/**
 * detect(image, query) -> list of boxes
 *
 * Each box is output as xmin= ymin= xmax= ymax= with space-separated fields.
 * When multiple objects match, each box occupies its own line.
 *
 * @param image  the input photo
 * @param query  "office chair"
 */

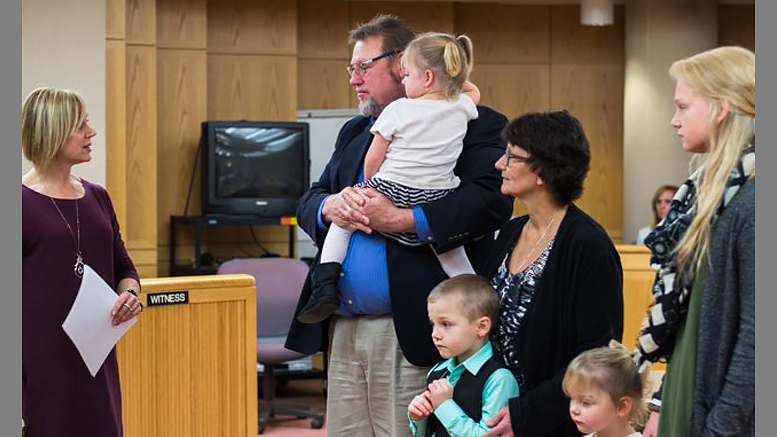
xmin=218 ymin=257 xmax=325 ymax=434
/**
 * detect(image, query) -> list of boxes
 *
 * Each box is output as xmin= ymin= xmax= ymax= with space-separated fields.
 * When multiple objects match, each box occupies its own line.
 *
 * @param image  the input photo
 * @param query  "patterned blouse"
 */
xmin=490 ymin=237 xmax=555 ymax=391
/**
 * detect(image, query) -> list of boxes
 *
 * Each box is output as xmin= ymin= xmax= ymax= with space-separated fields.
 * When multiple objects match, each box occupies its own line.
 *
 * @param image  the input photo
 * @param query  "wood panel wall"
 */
xmin=106 ymin=1 xmax=754 ymax=276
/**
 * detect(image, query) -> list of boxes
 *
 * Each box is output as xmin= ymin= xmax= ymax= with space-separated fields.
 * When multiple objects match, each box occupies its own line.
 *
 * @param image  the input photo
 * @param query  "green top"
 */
xmin=658 ymin=257 xmax=707 ymax=437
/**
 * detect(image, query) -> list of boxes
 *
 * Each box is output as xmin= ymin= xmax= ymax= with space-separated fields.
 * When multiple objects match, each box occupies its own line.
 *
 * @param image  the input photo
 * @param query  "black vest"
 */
xmin=424 ymin=355 xmax=503 ymax=437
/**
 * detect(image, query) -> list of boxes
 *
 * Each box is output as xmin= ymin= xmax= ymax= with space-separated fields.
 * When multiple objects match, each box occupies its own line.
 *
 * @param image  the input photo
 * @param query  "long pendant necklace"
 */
xmin=515 ymin=211 xmax=560 ymax=272
xmin=50 ymin=196 xmax=84 ymax=278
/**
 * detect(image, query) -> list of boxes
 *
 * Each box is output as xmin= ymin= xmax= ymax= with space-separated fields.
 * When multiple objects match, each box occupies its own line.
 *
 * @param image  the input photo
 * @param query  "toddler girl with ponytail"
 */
xmin=298 ymin=32 xmax=482 ymax=324
xmin=562 ymin=341 xmax=651 ymax=437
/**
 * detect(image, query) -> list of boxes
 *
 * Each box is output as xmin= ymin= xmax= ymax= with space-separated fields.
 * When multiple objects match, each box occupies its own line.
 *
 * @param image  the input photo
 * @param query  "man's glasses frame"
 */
xmin=346 ymin=50 xmax=399 ymax=77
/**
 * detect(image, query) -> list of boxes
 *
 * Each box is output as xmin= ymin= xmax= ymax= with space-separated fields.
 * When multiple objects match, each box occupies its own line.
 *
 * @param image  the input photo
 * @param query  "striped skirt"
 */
xmin=357 ymin=177 xmax=453 ymax=246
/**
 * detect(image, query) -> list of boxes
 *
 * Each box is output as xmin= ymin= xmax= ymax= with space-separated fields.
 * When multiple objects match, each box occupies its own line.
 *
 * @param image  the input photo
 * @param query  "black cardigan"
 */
xmin=481 ymin=204 xmax=624 ymax=437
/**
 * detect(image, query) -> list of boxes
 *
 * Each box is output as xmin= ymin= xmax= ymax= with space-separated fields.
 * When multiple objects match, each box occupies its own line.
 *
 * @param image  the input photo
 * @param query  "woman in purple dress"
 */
xmin=22 ymin=87 xmax=142 ymax=437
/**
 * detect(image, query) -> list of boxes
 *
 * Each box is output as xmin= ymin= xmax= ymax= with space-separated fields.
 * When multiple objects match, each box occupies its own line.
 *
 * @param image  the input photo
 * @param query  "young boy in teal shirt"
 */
xmin=409 ymin=274 xmax=519 ymax=437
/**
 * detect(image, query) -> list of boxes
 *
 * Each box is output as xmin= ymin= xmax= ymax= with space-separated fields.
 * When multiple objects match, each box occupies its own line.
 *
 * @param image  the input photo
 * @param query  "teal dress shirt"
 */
xmin=409 ymin=341 xmax=519 ymax=437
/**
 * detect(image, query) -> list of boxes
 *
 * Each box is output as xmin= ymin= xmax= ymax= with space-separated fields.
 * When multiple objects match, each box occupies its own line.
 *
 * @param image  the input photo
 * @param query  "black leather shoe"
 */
xmin=297 ymin=262 xmax=341 ymax=324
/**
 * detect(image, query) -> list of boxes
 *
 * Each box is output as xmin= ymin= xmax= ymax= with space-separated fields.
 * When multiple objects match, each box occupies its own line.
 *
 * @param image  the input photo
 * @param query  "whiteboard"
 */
xmin=295 ymin=109 xmax=360 ymax=260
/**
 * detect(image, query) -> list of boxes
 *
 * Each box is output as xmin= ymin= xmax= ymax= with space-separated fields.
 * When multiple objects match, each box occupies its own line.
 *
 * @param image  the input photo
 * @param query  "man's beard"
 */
xmin=358 ymin=98 xmax=381 ymax=118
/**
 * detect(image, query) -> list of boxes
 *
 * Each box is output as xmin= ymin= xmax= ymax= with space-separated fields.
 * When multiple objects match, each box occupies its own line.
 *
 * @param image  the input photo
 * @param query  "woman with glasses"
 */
xmin=481 ymin=110 xmax=624 ymax=437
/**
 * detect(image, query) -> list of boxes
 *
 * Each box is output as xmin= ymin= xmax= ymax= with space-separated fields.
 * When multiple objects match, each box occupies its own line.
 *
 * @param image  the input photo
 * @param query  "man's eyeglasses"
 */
xmin=346 ymin=50 xmax=399 ymax=77
xmin=504 ymin=150 xmax=530 ymax=166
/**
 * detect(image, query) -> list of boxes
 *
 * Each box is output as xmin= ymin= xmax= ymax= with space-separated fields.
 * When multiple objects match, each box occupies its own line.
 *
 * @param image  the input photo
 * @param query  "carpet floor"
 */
xmin=259 ymin=378 xmax=327 ymax=436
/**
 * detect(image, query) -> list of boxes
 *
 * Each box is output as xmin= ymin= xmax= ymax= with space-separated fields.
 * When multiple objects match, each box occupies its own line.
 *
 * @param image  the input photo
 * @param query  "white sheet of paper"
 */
xmin=62 ymin=264 xmax=136 ymax=377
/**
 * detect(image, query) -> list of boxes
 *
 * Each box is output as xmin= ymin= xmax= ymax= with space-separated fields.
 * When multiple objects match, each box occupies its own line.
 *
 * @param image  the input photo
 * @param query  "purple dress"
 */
xmin=22 ymin=179 xmax=139 ymax=437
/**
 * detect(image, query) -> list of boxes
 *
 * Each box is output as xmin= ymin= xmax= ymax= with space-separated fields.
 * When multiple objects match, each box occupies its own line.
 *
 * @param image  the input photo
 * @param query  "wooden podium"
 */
xmin=616 ymin=244 xmax=665 ymax=371
xmin=616 ymin=245 xmax=656 ymax=350
xmin=116 ymin=274 xmax=258 ymax=437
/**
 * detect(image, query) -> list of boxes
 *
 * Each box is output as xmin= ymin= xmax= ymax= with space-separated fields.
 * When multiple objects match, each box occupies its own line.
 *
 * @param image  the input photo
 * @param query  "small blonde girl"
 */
xmin=297 ymin=32 xmax=481 ymax=324
xmin=562 ymin=341 xmax=650 ymax=437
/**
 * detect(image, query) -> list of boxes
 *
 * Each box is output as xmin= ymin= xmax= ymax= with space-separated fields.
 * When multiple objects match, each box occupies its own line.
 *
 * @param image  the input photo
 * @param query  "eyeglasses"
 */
xmin=504 ymin=150 xmax=530 ymax=166
xmin=346 ymin=50 xmax=399 ymax=77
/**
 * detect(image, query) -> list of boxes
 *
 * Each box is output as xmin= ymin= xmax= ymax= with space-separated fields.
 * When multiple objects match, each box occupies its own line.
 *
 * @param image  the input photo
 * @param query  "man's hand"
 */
xmin=482 ymin=406 xmax=513 ymax=437
xmin=409 ymin=391 xmax=434 ymax=421
xmin=358 ymin=187 xmax=415 ymax=233
xmin=428 ymin=378 xmax=454 ymax=409
xmin=321 ymin=187 xmax=372 ymax=233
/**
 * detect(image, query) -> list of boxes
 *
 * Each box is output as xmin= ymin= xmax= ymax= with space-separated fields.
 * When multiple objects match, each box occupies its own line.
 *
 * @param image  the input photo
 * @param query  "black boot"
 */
xmin=297 ymin=262 xmax=342 ymax=324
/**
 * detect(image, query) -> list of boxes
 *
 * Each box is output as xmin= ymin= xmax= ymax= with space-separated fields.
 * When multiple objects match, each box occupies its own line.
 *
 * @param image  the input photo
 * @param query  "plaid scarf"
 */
xmin=635 ymin=149 xmax=755 ymax=367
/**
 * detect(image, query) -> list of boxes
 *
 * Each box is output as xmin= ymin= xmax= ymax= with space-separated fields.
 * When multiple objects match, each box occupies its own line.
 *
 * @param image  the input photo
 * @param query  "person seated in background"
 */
xmin=636 ymin=185 xmax=677 ymax=245
xmin=408 ymin=274 xmax=519 ymax=437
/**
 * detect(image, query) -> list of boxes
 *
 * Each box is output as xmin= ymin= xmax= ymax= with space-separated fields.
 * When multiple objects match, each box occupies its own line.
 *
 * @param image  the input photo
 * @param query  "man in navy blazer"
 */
xmin=285 ymin=14 xmax=512 ymax=437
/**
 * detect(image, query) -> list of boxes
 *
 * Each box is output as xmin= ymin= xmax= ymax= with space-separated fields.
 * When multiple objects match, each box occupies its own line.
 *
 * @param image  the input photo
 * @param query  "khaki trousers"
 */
xmin=326 ymin=315 xmax=429 ymax=437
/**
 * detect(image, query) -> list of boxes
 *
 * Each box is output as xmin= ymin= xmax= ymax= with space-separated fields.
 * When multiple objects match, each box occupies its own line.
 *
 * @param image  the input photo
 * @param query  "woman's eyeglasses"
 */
xmin=504 ymin=150 xmax=530 ymax=166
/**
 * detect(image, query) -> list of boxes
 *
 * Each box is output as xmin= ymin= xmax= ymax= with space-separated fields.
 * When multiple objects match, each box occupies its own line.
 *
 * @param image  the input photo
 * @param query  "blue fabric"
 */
xmin=413 ymin=206 xmax=434 ymax=243
xmin=315 ymin=164 xmax=433 ymax=316
xmin=315 ymin=169 xmax=392 ymax=315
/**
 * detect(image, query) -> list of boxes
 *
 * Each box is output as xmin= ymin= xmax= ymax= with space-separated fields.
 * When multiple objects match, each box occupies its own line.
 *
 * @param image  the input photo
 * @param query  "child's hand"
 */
xmin=428 ymin=378 xmax=454 ymax=409
xmin=408 ymin=390 xmax=433 ymax=421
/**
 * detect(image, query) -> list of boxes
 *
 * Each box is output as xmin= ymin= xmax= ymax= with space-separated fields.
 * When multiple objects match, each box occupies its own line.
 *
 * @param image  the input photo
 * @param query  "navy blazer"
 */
xmin=285 ymin=106 xmax=512 ymax=366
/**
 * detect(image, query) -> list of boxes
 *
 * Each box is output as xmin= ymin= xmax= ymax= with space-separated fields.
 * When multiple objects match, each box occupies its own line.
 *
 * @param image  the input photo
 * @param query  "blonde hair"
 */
xmin=22 ymin=87 xmax=87 ymax=171
xmin=669 ymin=46 xmax=755 ymax=275
xmin=562 ymin=341 xmax=650 ymax=427
xmin=427 ymin=274 xmax=498 ymax=332
xmin=650 ymin=184 xmax=678 ymax=227
xmin=404 ymin=32 xmax=474 ymax=101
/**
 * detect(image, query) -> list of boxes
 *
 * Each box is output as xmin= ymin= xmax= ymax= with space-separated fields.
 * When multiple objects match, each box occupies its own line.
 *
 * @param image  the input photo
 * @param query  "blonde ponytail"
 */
xmin=405 ymin=32 xmax=475 ymax=101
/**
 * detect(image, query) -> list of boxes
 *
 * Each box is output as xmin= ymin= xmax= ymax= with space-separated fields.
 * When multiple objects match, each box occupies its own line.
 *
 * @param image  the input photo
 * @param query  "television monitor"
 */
xmin=200 ymin=121 xmax=310 ymax=217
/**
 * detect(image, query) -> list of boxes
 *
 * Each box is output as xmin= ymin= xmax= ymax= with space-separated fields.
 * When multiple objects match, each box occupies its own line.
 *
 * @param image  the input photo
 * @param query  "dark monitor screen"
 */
xmin=213 ymin=126 xmax=305 ymax=199
xmin=201 ymin=121 xmax=310 ymax=217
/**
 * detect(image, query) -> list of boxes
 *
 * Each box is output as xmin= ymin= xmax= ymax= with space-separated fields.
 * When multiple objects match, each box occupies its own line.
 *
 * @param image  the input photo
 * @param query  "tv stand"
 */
xmin=169 ymin=214 xmax=297 ymax=276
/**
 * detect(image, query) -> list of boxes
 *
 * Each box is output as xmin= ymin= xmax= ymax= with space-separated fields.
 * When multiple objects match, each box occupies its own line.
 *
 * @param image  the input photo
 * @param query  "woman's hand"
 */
xmin=642 ymin=412 xmax=660 ymax=437
xmin=481 ymin=406 xmax=513 ymax=437
xmin=111 ymin=290 xmax=143 ymax=325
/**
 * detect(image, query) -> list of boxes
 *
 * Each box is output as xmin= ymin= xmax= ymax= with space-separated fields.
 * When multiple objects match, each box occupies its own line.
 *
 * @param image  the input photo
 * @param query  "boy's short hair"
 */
xmin=427 ymin=274 xmax=499 ymax=332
